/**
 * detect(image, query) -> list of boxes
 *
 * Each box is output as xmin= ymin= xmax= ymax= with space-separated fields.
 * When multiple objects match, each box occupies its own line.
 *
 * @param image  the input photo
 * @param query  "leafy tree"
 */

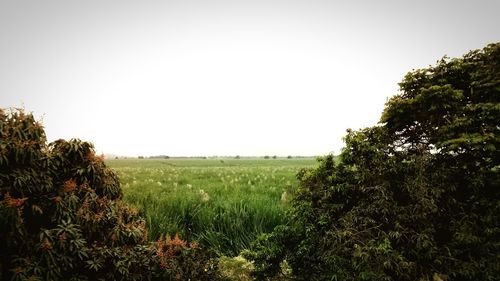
xmin=0 ymin=108 xmax=221 ymax=280
xmin=245 ymin=43 xmax=500 ymax=280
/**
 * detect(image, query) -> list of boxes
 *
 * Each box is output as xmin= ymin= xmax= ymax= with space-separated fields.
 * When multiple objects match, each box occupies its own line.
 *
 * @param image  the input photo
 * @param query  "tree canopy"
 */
xmin=245 ymin=42 xmax=500 ymax=280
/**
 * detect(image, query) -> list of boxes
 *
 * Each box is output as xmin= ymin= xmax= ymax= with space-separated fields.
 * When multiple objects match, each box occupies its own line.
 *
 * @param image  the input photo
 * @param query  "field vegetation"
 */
xmin=106 ymin=157 xmax=317 ymax=256
xmin=1 ymin=42 xmax=498 ymax=280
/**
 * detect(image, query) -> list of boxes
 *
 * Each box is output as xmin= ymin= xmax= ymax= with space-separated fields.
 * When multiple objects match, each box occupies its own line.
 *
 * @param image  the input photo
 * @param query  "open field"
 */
xmin=106 ymin=157 xmax=318 ymax=255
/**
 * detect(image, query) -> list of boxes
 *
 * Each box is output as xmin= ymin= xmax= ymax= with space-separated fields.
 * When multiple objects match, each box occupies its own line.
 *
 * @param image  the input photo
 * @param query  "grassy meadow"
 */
xmin=106 ymin=157 xmax=318 ymax=256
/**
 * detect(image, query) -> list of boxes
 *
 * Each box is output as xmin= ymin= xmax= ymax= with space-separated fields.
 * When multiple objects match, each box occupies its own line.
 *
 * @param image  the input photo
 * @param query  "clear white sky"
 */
xmin=1 ymin=0 xmax=499 ymax=157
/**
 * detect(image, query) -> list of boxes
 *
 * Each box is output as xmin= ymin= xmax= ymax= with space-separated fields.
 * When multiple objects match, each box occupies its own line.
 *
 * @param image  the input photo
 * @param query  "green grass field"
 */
xmin=106 ymin=157 xmax=318 ymax=256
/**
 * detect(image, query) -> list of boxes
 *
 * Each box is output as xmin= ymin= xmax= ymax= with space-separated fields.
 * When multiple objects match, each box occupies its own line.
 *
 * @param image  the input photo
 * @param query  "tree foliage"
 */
xmin=245 ymin=42 xmax=500 ymax=280
xmin=0 ymin=108 xmax=221 ymax=280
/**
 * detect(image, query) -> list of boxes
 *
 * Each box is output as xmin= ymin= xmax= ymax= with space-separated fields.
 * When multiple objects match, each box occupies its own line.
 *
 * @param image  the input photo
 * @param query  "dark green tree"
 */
xmin=0 ymin=108 xmax=221 ymax=280
xmin=245 ymin=43 xmax=500 ymax=280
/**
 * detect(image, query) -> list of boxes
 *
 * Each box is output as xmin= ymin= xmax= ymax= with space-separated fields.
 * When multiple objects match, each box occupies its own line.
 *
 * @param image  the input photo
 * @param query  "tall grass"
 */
xmin=107 ymin=158 xmax=317 ymax=256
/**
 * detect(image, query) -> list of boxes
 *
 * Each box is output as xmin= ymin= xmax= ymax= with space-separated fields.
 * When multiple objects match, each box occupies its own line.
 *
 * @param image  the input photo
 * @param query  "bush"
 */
xmin=153 ymin=234 xmax=221 ymax=280
xmin=246 ymin=43 xmax=500 ymax=280
xmin=0 ymin=108 xmax=221 ymax=280
xmin=218 ymin=255 xmax=254 ymax=281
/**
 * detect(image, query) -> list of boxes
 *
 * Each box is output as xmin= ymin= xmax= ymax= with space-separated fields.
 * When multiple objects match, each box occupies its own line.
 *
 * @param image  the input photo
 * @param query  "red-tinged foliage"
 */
xmin=0 ymin=108 xmax=222 ymax=281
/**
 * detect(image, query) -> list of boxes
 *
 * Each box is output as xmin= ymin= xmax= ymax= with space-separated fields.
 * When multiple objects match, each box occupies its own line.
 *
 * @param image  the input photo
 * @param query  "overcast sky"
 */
xmin=1 ymin=0 xmax=499 ymax=156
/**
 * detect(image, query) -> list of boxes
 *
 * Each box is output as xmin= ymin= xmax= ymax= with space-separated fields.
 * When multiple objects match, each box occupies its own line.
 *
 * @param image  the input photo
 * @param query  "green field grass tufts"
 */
xmin=106 ymin=158 xmax=317 ymax=256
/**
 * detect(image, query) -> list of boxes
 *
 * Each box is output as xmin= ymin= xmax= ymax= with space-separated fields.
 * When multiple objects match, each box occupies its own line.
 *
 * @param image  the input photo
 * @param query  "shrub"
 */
xmin=218 ymin=255 xmax=254 ymax=281
xmin=153 ymin=234 xmax=221 ymax=280
xmin=0 ymin=108 xmax=221 ymax=280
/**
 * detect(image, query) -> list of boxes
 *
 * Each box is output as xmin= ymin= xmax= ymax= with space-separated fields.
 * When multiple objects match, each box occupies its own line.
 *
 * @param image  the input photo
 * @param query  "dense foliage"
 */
xmin=0 ymin=109 xmax=221 ymax=280
xmin=245 ymin=42 xmax=500 ymax=280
